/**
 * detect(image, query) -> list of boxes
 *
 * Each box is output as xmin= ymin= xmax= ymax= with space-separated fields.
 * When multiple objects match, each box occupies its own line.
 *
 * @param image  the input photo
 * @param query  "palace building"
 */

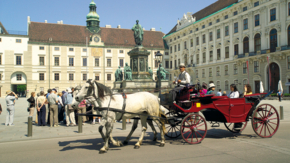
xmin=0 ymin=1 xmax=168 ymax=97
xmin=164 ymin=0 xmax=290 ymax=93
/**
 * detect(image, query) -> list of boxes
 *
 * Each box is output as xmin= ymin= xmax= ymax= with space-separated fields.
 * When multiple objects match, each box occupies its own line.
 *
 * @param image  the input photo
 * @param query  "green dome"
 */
xmin=90 ymin=0 xmax=96 ymax=6
xmin=86 ymin=12 xmax=99 ymax=19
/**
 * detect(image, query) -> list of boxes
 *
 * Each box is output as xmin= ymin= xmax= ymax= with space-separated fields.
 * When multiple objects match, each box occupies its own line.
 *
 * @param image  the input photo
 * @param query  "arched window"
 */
xmin=270 ymin=29 xmax=277 ymax=52
xmin=288 ymin=26 xmax=290 ymax=46
xmin=243 ymin=37 xmax=249 ymax=54
xmin=225 ymin=80 xmax=229 ymax=90
xmin=254 ymin=34 xmax=261 ymax=52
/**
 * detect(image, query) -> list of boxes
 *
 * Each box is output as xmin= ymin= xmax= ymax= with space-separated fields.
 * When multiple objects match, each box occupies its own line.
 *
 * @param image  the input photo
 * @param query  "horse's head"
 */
xmin=75 ymin=79 xmax=97 ymax=103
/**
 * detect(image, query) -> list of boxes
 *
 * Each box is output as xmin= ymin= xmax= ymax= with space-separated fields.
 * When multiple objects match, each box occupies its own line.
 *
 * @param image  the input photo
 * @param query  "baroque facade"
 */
xmin=164 ymin=0 xmax=290 ymax=94
xmin=0 ymin=1 xmax=168 ymax=97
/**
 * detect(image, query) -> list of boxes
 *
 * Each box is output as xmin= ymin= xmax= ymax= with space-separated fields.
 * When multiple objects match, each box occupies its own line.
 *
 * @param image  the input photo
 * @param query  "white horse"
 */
xmin=73 ymin=79 xmax=166 ymax=154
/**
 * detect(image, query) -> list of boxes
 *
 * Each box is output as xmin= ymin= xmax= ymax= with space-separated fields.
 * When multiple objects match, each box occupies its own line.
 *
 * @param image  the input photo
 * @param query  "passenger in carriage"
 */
xmin=200 ymin=84 xmax=207 ymax=95
xmin=170 ymin=63 xmax=191 ymax=102
xmin=243 ymin=84 xmax=253 ymax=96
xmin=206 ymin=83 xmax=215 ymax=95
xmin=228 ymin=84 xmax=239 ymax=98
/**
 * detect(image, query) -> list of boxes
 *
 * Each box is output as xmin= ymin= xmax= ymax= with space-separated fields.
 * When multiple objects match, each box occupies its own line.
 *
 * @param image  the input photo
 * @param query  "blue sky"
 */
xmin=0 ymin=0 xmax=217 ymax=34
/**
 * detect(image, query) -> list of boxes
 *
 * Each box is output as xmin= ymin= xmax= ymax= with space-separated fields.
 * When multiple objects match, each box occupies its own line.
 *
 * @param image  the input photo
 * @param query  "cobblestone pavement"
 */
xmin=0 ymin=98 xmax=289 ymax=143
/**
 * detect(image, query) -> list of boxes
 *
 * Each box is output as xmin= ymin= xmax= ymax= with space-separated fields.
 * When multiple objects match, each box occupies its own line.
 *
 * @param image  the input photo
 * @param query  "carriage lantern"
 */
xmin=155 ymin=51 xmax=163 ymax=63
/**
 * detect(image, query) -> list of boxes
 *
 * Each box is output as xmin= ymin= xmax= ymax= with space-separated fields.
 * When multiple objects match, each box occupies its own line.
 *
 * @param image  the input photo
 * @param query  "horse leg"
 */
xmin=123 ymin=118 xmax=139 ymax=145
xmin=147 ymin=119 xmax=158 ymax=142
xmin=153 ymin=119 xmax=166 ymax=147
xmin=98 ymin=125 xmax=106 ymax=142
xmin=99 ymin=122 xmax=109 ymax=154
xmin=134 ymin=116 xmax=147 ymax=149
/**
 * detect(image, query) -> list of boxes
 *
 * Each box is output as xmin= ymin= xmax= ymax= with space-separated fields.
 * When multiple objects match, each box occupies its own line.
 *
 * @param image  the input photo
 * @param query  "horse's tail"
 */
xmin=158 ymin=98 xmax=167 ymax=134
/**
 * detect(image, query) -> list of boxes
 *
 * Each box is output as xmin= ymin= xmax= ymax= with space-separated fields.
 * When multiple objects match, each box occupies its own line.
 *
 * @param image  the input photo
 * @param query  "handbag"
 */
xmin=27 ymin=107 xmax=30 ymax=112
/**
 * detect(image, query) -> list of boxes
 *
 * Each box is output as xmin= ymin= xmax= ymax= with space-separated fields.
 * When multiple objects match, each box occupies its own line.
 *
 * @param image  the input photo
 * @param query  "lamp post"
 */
xmin=155 ymin=51 xmax=163 ymax=97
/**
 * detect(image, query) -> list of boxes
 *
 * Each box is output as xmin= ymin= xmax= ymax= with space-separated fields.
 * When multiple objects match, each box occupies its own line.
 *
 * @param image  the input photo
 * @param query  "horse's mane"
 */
xmin=95 ymin=82 xmax=114 ymax=100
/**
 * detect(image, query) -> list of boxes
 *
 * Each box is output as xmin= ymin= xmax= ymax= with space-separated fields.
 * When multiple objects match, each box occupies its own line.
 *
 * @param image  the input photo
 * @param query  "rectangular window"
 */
xmin=202 ymin=34 xmax=206 ymax=43
xmin=16 ymin=74 xmax=22 ymax=81
xmin=95 ymin=58 xmax=99 ymax=67
xmin=183 ymin=33 xmax=186 ymax=36
xmin=210 ymin=51 xmax=213 ymax=62
xmin=243 ymin=6 xmax=247 ymax=12
xmin=270 ymin=8 xmax=276 ymax=21
xmin=39 ymin=46 xmax=44 ymax=50
xmin=191 ymin=39 xmax=193 ymax=47
xmin=255 ymin=14 xmax=260 ymax=26
xmin=119 ymin=59 xmax=124 ymax=67
xmin=254 ymin=61 xmax=259 ymax=72
xmin=234 ymin=64 xmax=238 ymax=74
xmin=119 ymin=50 xmax=124 ymax=53
xmin=16 ymin=39 xmax=21 ymax=43
xmin=225 ymin=81 xmax=229 ymax=90
xmin=225 ymin=26 xmax=229 ymax=36
xmin=95 ymin=75 xmax=100 ymax=81
xmin=234 ymin=22 xmax=238 ymax=33
xmin=288 ymin=56 xmax=290 ymax=69
xmin=243 ymin=62 xmax=247 ymax=74
xmin=225 ymin=15 xmax=228 ymax=19
xmin=216 ymin=67 xmax=220 ymax=76
xmin=234 ymin=44 xmax=239 ymax=55
xmin=254 ymin=1 xmax=259 ymax=7
xmin=216 ymin=19 xmax=220 ymax=23
xmin=202 ymin=69 xmax=205 ymax=78
xmin=83 ymin=74 xmax=87 ymax=81
xmin=178 ymin=59 xmax=180 ymax=66
xmin=69 ymin=74 xmax=74 ymax=81
xmin=233 ymin=11 xmax=238 ymax=16
xmin=54 ymin=47 xmax=59 ymax=51
xmin=83 ymin=48 xmax=87 ymax=52
xmin=107 ymin=49 xmax=111 ymax=53
xmin=209 ymin=22 xmax=212 ymax=26
xmin=54 ymin=57 xmax=59 ymax=66
xmin=225 ymin=47 xmax=229 ymax=59
xmin=69 ymin=58 xmax=74 ymax=66
xmin=190 ymin=30 xmax=193 ymax=33
xmin=166 ymin=52 xmax=169 ymax=56
xmin=174 ymin=60 xmax=177 ymax=68
xmin=209 ymin=68 xmax=212 ymax=77
xmin=202 ymin=25 xmax=205 ymax=29
xmin=54 ymin=73 xmax=59 ymax=81
xmin=39 ymin=73 xmax=44 ymax=81
xmin=184 ymin=41 xmax=187 ymax=49
xmin=217 ymin=49 xmax=221 ymax=60
xmin=107 ymin=74 xmax=111 ymax=81
xmin=196 ymin=28 xmax=199 ymax=31
xmin=196 ymin=70 xmax=198 ymax=78
xmin=174 ymin=45 xmax=177 ymax=52
xmin=196 ymin=37 xmax=199 ymax=45
xmin=170 ymin=47 xmax=172 ymax=53
xmin=203 ymin=53 xmax=206 ymax=63
xmin=225 ymin=65 xmax=228 ymax=75
xmin=178 ymin=44 xmax=180 ymax=51
xmin=107 ymin=59 xmax=111 ymax=67
xmin=16 ymin=56 xmax=21 ymax=65
xmin=243 ymin=19 xmax=248 ymax=30
xmin=196 ymin=54 xmax=199 ymax=64
xmin=174 ymin=37 xmax=176 ymax=41
xmin=83 ymin=58 xmax=87 ymax=66
xmin=209 ymin=32 xmax=213 ymax=41
xmin=217 ymin=81 xmax=220 ymax=89
xmin=170 ymin=61 xmax=172 ymax=69
xmin=217 ymin=29 xmax=220 ymax=39
xmin=69 ymin=48 xmax=74 ymax=51
xmin=165 ymin=61 xmax=169 ymax=68
xmin=39 ymin=57 xmax=44 ymax=66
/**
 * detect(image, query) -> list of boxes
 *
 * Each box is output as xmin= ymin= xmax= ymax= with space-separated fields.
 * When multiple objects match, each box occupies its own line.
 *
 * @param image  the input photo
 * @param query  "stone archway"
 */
xmin=11 ymin=72 xmax=27 ymax=97
xmin=267 ymin=63 xmax=280 ymax=92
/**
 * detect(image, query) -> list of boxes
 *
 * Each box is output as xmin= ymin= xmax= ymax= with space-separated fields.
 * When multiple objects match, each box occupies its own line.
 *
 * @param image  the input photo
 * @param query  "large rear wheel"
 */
xmin=251 ymin=104 xmax=280 ymax=138
xmin=181 ymin=113 xmax=207 ymax=144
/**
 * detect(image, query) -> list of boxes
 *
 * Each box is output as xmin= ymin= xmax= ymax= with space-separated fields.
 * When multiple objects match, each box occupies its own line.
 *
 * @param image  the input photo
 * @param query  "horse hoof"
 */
xmin=99 ymin=150 xmax=107 ymax=154
xmin=119 ymin=142 xmax=124 ymax=147
xmin=159 ymin=143 xmax=165 ymax=147
xmin=134 ymin=145 xmax=140 ymax=149
xmin=123 ymin=141 xmax=128 ymax=145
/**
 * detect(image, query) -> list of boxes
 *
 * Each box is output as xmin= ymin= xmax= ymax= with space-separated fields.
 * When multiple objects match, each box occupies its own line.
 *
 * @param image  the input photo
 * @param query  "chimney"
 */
xmin=150 ymin=28 xmax=155 ymax=31
xmin=105 ymin=25 xmax=111 ymax=28
xmin=117 ymin=25 xmax=121 ymax=28
xmin=57 ymin=21 xmax=60 ymax=24
xmin=60 ymin=20 xmax=63 ymax=24
xmin=45 ymin=20 xmax=47 ymax=23
xmin=27 ymin=16 xmax=31 ymax=23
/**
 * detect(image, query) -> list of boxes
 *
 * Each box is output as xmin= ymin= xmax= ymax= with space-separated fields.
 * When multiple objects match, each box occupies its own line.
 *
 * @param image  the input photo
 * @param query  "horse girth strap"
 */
xmin=117 ymin=93 xmax=127 ymax=121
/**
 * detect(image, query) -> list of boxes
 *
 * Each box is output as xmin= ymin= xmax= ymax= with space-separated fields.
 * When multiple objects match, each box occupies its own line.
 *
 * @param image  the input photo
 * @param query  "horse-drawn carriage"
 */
xmin=160 ymin=84 xmax=280 ymax=144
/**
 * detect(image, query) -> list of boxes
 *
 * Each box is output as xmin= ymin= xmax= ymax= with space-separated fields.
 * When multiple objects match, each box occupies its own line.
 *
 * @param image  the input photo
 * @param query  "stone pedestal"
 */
xmin=122 ymin=79 xmax=156 ymax=93
xmin=112 ymin=81 xmax=123 ymax=93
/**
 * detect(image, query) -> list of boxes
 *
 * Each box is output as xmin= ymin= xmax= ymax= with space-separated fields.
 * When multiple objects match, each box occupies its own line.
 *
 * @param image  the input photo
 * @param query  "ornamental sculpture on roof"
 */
xmin=132 ymin=20 xmax=144 ymax=46
xmin=177 ymin=12 xmax=196 ymax=31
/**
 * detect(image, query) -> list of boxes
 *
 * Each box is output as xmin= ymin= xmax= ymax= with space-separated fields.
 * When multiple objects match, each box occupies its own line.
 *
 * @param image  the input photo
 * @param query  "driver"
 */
xmin=170 ymin=63 xmax=191 ymax=103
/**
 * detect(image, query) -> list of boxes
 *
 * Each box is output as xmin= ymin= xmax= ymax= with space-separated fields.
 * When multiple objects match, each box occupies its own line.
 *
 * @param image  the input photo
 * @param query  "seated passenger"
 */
xmin=206 ymin=83 xmax=215 ymax=95
xmin=170 ymin=63 xmax=191 ymax=102
xmin=200 ymin=84 xmax=207 ymax=96
xmin=228 ymin=84 xmax=239 ymax=98
xmin=243 ymin=84 xmax=253 ymax=96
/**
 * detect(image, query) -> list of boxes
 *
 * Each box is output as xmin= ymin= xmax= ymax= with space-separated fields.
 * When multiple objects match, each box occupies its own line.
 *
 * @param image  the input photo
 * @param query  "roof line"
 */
xmin=163 ymin=3 xmax=237 ymax=39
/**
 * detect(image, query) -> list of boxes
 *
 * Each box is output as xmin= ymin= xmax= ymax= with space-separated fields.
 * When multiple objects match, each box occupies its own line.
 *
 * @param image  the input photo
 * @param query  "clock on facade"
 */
xmin=94 ymin=37 xmax=100 ymax=43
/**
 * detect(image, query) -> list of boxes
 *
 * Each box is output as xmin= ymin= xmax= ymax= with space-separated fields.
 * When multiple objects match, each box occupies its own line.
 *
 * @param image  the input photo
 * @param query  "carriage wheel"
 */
xmin=224 ymin=121 xmax=248 ymax=133
xmin=251 ymin=104 xmax=280 ymax=138
xmin=164 ymin=112 xmax=182 ymax=138
xmin=181 ymin=113 xmax=207 ymax=144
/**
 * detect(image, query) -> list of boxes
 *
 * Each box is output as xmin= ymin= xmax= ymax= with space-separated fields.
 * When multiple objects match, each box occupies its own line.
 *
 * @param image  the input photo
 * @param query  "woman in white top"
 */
xmin=228 ymin=84 xmax=239 ymax=98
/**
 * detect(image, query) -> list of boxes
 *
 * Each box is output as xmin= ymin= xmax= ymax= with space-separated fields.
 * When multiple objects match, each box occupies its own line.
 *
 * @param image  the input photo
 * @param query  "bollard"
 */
xmin=280 ymin=106 xmax=284 ymax=120
xmin=27 ymin=116 xmax=33 ymax=137
xmin=78 ymin=115 xmax=82 ymax=133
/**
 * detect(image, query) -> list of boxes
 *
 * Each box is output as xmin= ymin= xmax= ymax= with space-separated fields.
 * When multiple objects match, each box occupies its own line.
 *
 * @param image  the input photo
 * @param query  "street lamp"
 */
xmin=155 ymin=51 xmax=163 ymax=96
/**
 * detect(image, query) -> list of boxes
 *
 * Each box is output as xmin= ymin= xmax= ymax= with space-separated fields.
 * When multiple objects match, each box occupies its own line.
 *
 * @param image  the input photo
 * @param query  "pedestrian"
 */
xmin=35 ymin=93 xmax=40 ymax=124
xmin=27 ymin=92 xmax=36 ymax=124
xmin=65 ymin=88 xmax=76 ymax=127
xmin=277 ymin=90 xmax=282 ymax=102
xmin=206 ymin=83 xmax=215 ymax=95
xmin=222 ymin=91 xmax=227 ymax=96
xmin=37 ymin=91 xmax=47 ymax=126
xmin=78 ymin=99 xmax=87 ymax=125
xmin=62 ymin=90 xmax=68 ymax=124
xmin=216 ymin=89 xmax=222 ymax=96
xmin=5 ymin=90 xmax=18 ymax=126
xmin=57 ymin=92 xmax=64 ymax=123
xmin=47 ymin=88 xmax=59 ymax=127
xmin=46 ymin=89 xmax=52 ymax=124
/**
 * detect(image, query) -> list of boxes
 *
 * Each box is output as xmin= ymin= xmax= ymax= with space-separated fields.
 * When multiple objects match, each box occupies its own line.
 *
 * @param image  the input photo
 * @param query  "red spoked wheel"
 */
xmin=251 ymin=104 xmax=280 ymax=138
xmin=224 ymin=121 xmax=248 ymax=133
xmin=181 ymin=113 xmax=207 ymax=144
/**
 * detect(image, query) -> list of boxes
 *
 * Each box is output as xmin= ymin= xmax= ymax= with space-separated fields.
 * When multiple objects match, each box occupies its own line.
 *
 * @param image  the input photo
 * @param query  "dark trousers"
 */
xmin=58 ymin=105 xmax=64 ymax=122
xmin=170 ymin=86 xmax=184 ymax=101
xmin=278 ymin=95 xmax=281 ymax=102
xmin=47 ymin=104 xmax=50 ymax=124
xmin=38 ymin=105 xmax=46 ymax=126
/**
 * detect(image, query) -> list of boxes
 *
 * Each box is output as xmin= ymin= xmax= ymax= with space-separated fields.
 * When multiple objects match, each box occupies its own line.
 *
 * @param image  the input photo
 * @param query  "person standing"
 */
xmin=5 ymin=91 xmax=18 ymax=126
xmin=35 ymin=93 xmax=40 ymax=124
xmin=78 ymin=99 xmax=87 ymax=125
xmin=46 ymin=89 xmax=52 ymax=124
xmin=65 ymin=88 xmax=76 ymax=127
xmin=57 ymin=92 xmax=64 ymax=123
xmin=37 ymin=91 xmax=47 ymax=126
xmin=27 ymin=92 xmax=36 ymax=124
xmin=216 ymin=89 xmax=222 ymax=96
xmin=47 ymin=89 xmax=59 ymax=127
xmin=277 ymin=90 xmax=282 ymax=102
xmin=62 ymin=90 xmax=68 ymax=124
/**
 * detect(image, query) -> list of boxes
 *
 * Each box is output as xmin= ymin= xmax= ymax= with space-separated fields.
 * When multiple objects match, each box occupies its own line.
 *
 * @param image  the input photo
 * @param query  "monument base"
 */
xmin=122 ymin=79 xmax=156 ymax=93
xmin=112 ymin=81 xmax=123 ymax=93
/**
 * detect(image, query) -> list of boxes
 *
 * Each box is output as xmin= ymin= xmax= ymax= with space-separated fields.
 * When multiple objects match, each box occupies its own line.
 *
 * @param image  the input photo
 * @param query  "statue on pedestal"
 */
xmin=131 ymin=20 xmax=144 ymax=46
xmin=124 ymin=62 xmax=132 ymax=80
xmin=115 ymin=66 xmax=123 ymax=81
xmin=148 ymin=67 xmax=153 ymax=79
xmin=157 ymin=63 xmax=169 ymax=80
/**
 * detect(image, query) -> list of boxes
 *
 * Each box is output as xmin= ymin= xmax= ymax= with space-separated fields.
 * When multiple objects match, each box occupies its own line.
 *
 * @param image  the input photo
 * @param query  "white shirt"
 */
xmin=228 ymin=91 xmax=239 ymax=98
xmin=216 ymin=92 xmax=222 ymax=96
xmin=177 ymin=71 xmax=191 ymax=85
xmin=58 ymin=96 xmax=63 ymax=106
